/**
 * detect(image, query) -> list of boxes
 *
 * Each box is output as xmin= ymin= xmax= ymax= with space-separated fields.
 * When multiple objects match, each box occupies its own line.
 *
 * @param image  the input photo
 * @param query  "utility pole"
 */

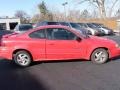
xmin=62 ymin=2 xmax=68 ymax=20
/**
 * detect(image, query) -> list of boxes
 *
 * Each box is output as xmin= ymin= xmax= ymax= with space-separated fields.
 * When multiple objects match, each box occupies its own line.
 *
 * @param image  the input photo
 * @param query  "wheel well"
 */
xmin=90 ymin=47 xmax=109 ymax=59
xmin=13 ymin=49 xmax=33 ymax=60
xmin=93 ymin=47 xmax=108 ymax=51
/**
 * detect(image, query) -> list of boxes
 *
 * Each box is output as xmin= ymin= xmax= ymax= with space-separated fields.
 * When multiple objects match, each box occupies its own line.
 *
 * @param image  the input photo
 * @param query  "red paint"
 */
xmin=0 ymin=25 xmax=120 ymax=61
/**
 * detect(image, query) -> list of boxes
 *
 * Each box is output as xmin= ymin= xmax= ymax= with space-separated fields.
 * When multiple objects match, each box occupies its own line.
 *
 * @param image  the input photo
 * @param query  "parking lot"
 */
xmin=0 ymin=35 xmax=120 ymax=90
xmin=1 ymin=0 xmax=120 ymax=89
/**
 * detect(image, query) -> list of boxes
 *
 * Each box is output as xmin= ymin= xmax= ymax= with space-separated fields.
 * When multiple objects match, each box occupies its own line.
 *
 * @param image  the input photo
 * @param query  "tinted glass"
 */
xmin=29 ymin=30 xmax=45 ymax=39
xmin=70 ymin=23 xmax=88 ymax=35
xmin=47 ymin=22 xmax=59 ymax=25
xmin=78 ymin=23 xmax=88 ymax=28
xmin=35 ymin=22 xmax=46 ymax=27
xmin=46 ymin=28 xmax=76 ymax=40
xmin=19 ymin=25 xmax=33 ymax=31
xmin=87 ymin=24 xmax=96 ymax=28
xmin=92 ymin=23 xmax=101 ymax=28
xmin=70 ymin=23 xmax=81 ymax=29
xmin=59 ymin=22 xmax=70 ymax=26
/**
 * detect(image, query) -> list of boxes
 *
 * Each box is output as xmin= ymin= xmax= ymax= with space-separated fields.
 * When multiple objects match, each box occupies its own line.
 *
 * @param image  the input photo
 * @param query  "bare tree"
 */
xmin=115 ymin=8 xmax=120 ymax=18
xmin=31 ymin=14 xmax=41 ymax=23
xmin=108 ymin=0 xmax=119 ymax=17
xmin=92 ymin=10 xmax=98 ymax=18
xmin=74 ymin=0 xmax=119 ymax=18
xmin=67 ymin=10 xmax=81 ymax=22
xmin=75 ymin=0 xmax=106 ymax=18
xmin=38 ymin=1 xmax=53 ymax=21
xmin=80 ymin=9 xmax=91 ymax=18
xmin=14 ymin=10 xmax=30 ymax=23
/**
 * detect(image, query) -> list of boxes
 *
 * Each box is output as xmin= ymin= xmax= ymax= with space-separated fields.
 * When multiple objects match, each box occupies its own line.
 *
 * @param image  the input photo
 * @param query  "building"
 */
xmin=0 ymin=18 xmax=20 ymax=30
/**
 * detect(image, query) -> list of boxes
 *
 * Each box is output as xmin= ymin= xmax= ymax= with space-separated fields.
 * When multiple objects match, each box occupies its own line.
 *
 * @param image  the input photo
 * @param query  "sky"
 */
xmin=0 ymin=0 xmax=76 ymax=17
xmin=0 ymin=0 xmax=119 ymax=17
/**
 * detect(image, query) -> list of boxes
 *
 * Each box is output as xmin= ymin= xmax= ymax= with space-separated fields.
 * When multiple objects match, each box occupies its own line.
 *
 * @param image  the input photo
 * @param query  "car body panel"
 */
xmin=91 ymin=23 xmax=114 ymax=35
xmin=46 ymin=39 xmax=87 ymax=60
xmin=34 ymin=21 xmax=88 ymax=35
xmin=0 ymin=25 xmax=120 ymax=62
xmin=78 ymin=23 xmax=102 ymax=36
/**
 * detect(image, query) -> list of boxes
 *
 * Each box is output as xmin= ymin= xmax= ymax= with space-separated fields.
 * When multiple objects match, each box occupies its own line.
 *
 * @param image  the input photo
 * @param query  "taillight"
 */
xmin=0 ymin=40 xmax=1 ymax=46
xmin=0 ymin=38 xmax=2 ymax=46
xmin=0 ymin=39 xmax=5 ymax=46
xmin=0 ymin=41 xmax=2 ymax=46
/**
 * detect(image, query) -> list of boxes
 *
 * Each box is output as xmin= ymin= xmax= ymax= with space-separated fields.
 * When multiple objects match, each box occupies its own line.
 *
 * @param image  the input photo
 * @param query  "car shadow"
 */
xmin=31 ymin=59 xmax=89 ymax=66
xmin=110 ymin=56 xmax=120 ymax=61
xmin=31 ymin=57 xmax=120 ymax=66
xmin=0 ymin=60 xmax=49 ymax=90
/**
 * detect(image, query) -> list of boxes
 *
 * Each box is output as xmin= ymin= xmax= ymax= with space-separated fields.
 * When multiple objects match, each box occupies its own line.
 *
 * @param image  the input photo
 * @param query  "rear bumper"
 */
xmin=0 ymin=47 xmax=12 ymax=60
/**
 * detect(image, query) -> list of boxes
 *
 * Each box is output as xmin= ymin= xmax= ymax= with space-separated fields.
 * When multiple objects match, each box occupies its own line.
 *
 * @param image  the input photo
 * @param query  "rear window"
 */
xmin=47 ymin=22 xmax=59 ymax=25
xmin=70 ymin=23 xmax=82 ymax=30
xmin=19 ymin=25 xmax=33 ymax=31
xmin=59 ymin=22 xmax=70 ymax=27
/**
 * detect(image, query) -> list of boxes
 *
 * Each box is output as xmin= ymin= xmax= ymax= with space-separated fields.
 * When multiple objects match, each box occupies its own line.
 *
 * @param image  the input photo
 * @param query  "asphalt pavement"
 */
xmin=1 ymin=35 xmax=120 ymax=90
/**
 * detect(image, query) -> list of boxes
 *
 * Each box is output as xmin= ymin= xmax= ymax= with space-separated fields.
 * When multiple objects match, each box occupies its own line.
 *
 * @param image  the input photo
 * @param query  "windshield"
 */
xmin=92 ymin=23 xmax=102 ymax=28
xmin=70 ymin=23 xmax=81 ymax=29
xmin=19 ymin=25 xmax=33 ymax=31
xmin=87 ymin=24 xmax=98 ymax=28
xmin=102 ymin=26 xmax=110 ymax=30
xmin=47 ymin=22 xmax=59 ymax=25
xmin=70 ymin=23 xmax=89 ymax=38
xmin=72 ymin=28 xmax=89 ymax=38
xmin=59 ymin=22 xmax=70 ymax=26
xmin=78 ymin=23 xmax=88 ymax=28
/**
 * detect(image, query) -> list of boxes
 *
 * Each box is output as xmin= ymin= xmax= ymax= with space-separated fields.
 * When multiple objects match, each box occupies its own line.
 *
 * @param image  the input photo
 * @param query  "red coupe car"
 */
xmin=0 ymin=25 xmax=120 ymax=67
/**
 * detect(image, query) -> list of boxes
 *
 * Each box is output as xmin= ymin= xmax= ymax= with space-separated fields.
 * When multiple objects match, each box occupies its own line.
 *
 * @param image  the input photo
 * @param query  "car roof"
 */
xmin=22 ymin=25 xmax=78 ymax=36
xmin=18 ymin=24 xmax=32 ymax=26
xmin=35 ymin=25 xmax=70 ymax=30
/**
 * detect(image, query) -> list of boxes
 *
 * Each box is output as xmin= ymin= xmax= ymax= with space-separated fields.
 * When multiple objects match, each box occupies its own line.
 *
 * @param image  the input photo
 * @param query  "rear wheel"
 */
xmin=91 ymin=48 xmax=109 ymax=64
xmin=13 ymin=51 xmax=32 ymax=67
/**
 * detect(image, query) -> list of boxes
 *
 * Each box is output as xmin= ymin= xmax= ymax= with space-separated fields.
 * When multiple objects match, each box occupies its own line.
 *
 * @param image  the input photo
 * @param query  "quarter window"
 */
xmin=29 ymin=30 xmax=45 ymax=39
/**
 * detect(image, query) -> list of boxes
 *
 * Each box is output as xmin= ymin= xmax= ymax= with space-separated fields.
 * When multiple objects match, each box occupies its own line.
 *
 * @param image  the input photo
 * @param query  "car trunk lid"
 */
xmin=2 ymin=32 xmax=19 ymax=38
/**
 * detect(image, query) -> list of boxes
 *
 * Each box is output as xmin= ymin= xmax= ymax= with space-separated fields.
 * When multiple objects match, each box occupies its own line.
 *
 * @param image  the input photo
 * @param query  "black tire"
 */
xmin=13 ymin=51 xmax=32 ymax=67
xmin=91 ymin=48 xmax=109 ymax=64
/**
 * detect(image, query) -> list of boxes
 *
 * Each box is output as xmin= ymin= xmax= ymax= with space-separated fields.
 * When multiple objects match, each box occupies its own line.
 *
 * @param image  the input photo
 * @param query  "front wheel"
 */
xmin=13 ymin=51 xmax=32 ymax=67
xmin=91 ymin=48 xmax=109 ymax=64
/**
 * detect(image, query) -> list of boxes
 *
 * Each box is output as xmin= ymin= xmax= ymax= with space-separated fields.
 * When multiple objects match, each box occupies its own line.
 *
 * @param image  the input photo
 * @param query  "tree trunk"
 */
xmin=97 ymin=0 xmax=106 ymax=19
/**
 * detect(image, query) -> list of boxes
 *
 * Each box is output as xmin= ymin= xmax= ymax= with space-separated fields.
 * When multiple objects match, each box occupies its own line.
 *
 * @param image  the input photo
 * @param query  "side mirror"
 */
xmin=76 ymin=37 xmax=81 ymax=42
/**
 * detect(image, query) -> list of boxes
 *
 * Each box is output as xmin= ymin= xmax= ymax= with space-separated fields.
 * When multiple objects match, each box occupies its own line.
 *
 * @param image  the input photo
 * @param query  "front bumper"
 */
xmin=109 ymin=47 xmax=120 ymax=58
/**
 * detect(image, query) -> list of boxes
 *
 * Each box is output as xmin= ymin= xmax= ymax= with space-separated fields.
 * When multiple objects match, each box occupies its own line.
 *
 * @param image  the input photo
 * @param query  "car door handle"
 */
xmin=48 ymin=43 xmax=54 ymax=45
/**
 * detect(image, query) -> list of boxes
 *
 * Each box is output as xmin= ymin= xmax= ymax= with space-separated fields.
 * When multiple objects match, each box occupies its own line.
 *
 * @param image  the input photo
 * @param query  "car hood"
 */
xmin=86 ymin=36 xmax=117 ymax=47
xmin=100 ymin=28 xmax=109 ymax=32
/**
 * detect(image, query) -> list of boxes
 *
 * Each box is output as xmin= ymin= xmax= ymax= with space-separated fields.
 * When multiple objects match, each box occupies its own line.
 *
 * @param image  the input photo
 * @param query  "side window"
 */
xmin=29 ymin=30 xmax=45 ymax=39
xmin=46 ymin=28 xmax=77 ymax=40
xmin=66 ymin=30 xmax=77 ymax=40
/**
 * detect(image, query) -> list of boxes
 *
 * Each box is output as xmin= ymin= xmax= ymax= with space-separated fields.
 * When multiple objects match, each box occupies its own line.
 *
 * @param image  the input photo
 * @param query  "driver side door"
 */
xmin=46 ymin=28 xmax=85 ymax=60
